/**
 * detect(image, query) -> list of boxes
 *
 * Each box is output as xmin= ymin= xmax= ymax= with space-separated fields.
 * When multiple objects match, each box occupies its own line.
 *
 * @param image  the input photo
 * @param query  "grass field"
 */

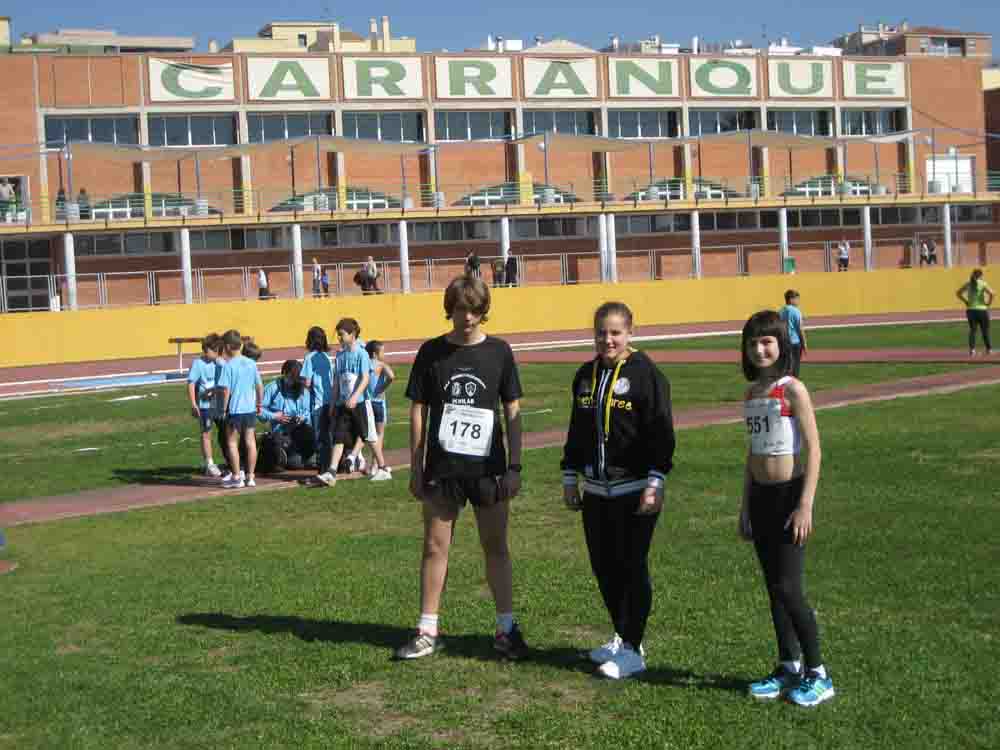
xmin=0 ymin=359 xmax=981 ymax=504
xmin=640 ymin=320 xmax=973 ymax=352
xmin=2 ymin=383 xmax=998 ymax=749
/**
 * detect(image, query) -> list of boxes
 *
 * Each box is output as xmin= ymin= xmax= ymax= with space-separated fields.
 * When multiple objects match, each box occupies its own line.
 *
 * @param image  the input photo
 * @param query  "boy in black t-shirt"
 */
xmin=395 ymin=275 xmax=527 ymax=661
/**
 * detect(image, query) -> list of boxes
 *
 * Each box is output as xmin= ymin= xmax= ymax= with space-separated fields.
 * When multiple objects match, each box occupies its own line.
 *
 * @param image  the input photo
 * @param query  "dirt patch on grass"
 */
xmin=301 ymin=681 xmax=419 ymax=738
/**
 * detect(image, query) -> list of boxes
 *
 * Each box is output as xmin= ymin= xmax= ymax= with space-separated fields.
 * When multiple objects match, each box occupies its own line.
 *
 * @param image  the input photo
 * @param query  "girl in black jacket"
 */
xmin=561 ymin=301 xmax=675 ymax=680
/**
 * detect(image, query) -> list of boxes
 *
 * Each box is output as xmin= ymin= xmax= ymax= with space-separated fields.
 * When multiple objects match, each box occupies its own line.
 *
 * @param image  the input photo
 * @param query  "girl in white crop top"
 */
xmin=736 ymin=310 xmax=835 ymax=706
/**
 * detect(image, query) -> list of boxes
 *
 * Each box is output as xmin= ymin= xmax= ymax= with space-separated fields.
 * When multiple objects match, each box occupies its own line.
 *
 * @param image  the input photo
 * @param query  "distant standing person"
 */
xmin=491 ymin=258 xmax=505 ymax=288
xmin=257 ymin=268 xmax=270 ymax=300
xmin=779 ymin=290 xmax=807 ymax=377
xmin=504 ymin=255 xmax=518 ymax=287
xmin=836 ymin=240 xmax=850 ymax=272
xmin=919 ymin=241 xmax=931 ymax=267
xmin=925 ymin=239 xmax=938 ymax=266
xmin=465 ymin=250 xmax=481 ymax=278
xmin=363 ymin=256 xmax=380 ymax=294
xmin=312 ymin=258 xmax=322 ymax=298
xmin=957 ymin=268 xmax=994 ymax=357
xmin=321 ymin=268 xmax=330 ymax=297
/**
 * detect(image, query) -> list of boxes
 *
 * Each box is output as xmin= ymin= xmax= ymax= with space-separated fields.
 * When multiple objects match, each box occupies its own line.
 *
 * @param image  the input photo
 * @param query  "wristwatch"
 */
xmin=507 ymin=463 xmax=522 ymax=473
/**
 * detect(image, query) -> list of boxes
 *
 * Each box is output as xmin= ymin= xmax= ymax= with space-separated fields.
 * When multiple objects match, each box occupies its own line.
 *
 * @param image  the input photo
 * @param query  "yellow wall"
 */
xmin=4 ymin=266 xmax=991 ymax=368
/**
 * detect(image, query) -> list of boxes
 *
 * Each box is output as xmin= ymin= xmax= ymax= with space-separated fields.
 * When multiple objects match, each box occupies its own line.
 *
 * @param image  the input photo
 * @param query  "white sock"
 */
xmin=810 ymin=665 xmax=828 ymax=679
xmin=417 ymin=613 xmax=439 ymax=637
xmin=496 ymin=613 xmax=514 ymax=634
xmin=781 ymin=659 xmax=802 ymax=674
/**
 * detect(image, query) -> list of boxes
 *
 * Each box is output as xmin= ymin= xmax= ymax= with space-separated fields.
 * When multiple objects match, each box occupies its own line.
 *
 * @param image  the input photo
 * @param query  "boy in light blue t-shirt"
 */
xmin=301 ymin=326 xmax=334 ymax=474
xmin=311 ymin=318 xmax=389 ymax=486
xmin=219 ymin=331 xmax=264 ymax=489
xmin=187 ymin=334 xmax=223 ymax=477
xmin=779 ymin=289 xmax=807 ymax=377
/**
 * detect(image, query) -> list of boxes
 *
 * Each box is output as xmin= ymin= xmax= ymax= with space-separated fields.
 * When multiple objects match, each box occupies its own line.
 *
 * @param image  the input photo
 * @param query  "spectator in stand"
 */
xmin=836 ymin=240 xmax=850 ymax=272
xmin=362 ymin=256 xmax=380 ymax=294
xmin=927 ymin=239 xmax=937 ymax=266
xmin=312 ymin=258 xmax=322 ymax=298
xmin=465 ymin=250 xmax=481 ymax=278
xmin=321 ymin=268 xmax=330 ymax=297
xmin=491 ymin=258 xmax=505 ymax=288
xmin=257 ymin=268 xmax=270 ymax=300
xmin=505 ymin=254 xmax=518 ymax=287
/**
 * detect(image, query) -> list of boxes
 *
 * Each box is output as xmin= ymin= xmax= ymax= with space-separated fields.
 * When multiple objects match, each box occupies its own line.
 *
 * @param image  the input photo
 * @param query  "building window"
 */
xmin=342 ymin=111 xmax=424 ymax=142
xmin=688 ymin=110 xmax=758 ymax=136
xmin=247 ymin=112 xmax=333 ymax=143
xmin=297 ymin=33 xmax=308 ymax=47
xmin=928 ymin=37 xmax=964 ymax=56
xmin=766 ymin=109 xmax=833 ymax=137
xmin=148 ymin=114 xmax=237 ymax=146
xmin=607 ymin=109 xmax=680 ymax=139
xmin=433 ymin=111 xmax=512 ymax=141
xmin=44 ymin=116 xmax=139 ymax=148
xmin=523 ymin=110 xmax=597 ymax=136
xmin=840 ymin=108 xmax=906 ymax=136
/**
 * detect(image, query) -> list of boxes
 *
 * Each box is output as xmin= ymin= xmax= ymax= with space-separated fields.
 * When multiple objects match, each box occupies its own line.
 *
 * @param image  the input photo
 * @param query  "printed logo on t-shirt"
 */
xmin=613 ymin=377 xmax=631 ymax=396
xmin=443 ymin=373 xmax=487 ymax=407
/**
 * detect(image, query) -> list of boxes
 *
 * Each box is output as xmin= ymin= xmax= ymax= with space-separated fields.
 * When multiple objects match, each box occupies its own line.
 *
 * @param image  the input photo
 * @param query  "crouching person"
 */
xmin=257 ymin=359 xmax=316 ymax=474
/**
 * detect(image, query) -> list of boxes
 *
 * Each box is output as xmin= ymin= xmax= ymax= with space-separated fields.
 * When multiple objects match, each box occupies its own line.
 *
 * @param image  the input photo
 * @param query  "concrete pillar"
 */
xmin=291 ymin=224 xmax=304 ymax=299
xmin=598 ymin=213 xmax=609 ymax=282
xmin=691 ymin=210 xmax=702 ymax=279
xmin=606 ymin=213 xmax=618 ymax=283
xmin=500 ymin=216 xmax=511 ymax=264
xmin=62 ymin=232 xmax=77 ymax=311
xmin=179 ymin=227 xmax=193 ymax=304
xmin=779 ymin=207 xmax=790 ymax=273
xmin=515 ymin=142 xmax=532 ymax=205
xmin=682 ymin=143 xmax=695 ymax=199
xmin=862 ymin=205 xmax=874 ymax=271
xmin=943 ymin=203 xmax=953 ymax=268
xmin=399 ymin=219 xmax=411 ymax=293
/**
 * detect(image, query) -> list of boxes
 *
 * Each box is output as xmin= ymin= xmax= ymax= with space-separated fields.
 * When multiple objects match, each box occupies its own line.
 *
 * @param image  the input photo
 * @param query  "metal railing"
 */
xmin=7 ymin=230 xmax=997 ymax=313
xmin=2 ymin=171 xmax=997 ymax=232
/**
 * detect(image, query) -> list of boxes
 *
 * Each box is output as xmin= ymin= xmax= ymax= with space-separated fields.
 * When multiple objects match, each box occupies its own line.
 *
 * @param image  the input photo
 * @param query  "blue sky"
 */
xmin=6 ymin=1 xmax=999 ymax=55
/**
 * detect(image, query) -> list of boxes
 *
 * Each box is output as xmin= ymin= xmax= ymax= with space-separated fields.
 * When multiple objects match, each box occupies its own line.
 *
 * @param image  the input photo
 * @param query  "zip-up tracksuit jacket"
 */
xmin=561 ymin=350 xmax=676 ymax=497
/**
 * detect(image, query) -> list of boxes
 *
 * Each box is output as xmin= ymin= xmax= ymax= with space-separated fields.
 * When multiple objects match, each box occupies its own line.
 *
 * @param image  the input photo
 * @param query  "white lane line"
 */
xmin=74 ymin=447 xmax=102 ymax=453
xmin=0 ymin=316 xmax=966 ymax=396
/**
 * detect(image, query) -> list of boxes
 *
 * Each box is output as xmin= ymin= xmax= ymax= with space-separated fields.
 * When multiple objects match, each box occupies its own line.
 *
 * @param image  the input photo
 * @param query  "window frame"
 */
xmin=147 ymin=113 xmax=238 ymax=147
xmin=607 ymin=109 xmax=680 ymax=139
xmin=432 ymin=110 xmax=512 ymax=142
xmin=342 ymin=111 xmax=425 ymax=142
xmin=44 ymin=115 xmax=140 ymax=149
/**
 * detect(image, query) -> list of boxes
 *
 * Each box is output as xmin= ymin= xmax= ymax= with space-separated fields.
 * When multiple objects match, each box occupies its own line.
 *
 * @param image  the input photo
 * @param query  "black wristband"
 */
xmin=508 ymin=463 xmax=522 ymax=473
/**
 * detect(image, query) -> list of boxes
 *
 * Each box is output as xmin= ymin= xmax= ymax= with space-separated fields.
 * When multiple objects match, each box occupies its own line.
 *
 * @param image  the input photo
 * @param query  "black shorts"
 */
xmin=332 ymin=401 xmax=375 ymax=446
xmin=424 ymin=475 xmax=505 ymax=510
xmin=228 ymin=413 xmax=257 ymax=432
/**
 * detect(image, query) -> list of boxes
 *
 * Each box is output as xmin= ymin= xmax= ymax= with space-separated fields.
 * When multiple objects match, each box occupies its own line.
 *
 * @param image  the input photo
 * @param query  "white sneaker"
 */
xmin=223 ymin=477 xmax=246 ymax=489
xmin=246 ymin=476 xmax=256 ymax=488
xmin=370 ymin=467 xmax=392 ymax=482
xmin=315 ymin=471 xmax=337 ymax=487
xmin=596 ymin=643 xmax=646 ymax=680
xmin=588 ymin=634 xmax=623 ymax=664
xmin=220 ymin=472 xmax=234 ymax=483
xmin=204 ymin=463 xmax=222 ymax=478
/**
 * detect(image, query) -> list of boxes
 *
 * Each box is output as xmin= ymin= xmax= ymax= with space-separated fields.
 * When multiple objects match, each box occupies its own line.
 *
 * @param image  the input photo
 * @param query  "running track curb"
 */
xmin=3 ymin=365 xmax=999 ymax=528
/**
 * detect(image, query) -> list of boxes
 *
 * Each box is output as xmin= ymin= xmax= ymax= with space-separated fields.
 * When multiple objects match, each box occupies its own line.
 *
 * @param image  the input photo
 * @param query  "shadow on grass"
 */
xmin=177 ymin=613 xmax=749 ymax=693
xmin=638 ymin=667 xmax=750 ymax=693
xmin=177 ymin=612 xmax=590 ymax=670
xmin=112 ymin=466 xmax=216 ymax=487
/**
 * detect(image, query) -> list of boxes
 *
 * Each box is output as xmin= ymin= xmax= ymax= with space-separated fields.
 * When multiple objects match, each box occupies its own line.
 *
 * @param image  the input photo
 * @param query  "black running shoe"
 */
xmin=493 ymin=622 xmax=529 ymax=660
xmin=394 ymin=632 xmax=442 ymax=660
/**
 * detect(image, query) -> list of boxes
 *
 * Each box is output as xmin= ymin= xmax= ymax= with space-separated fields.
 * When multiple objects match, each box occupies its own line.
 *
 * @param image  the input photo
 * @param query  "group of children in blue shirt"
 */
xmin=186 ymin=318 xmax=394 ymax=489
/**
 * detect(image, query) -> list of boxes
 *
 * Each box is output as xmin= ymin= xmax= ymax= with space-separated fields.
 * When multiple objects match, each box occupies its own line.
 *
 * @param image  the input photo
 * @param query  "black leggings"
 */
xmin=966 ymin=309 xmax=992 ymax=352
xmin=582 ymin=492 xmax=660 ymax=649
xmin=749 ymin=477 xmax=822 ymax=669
